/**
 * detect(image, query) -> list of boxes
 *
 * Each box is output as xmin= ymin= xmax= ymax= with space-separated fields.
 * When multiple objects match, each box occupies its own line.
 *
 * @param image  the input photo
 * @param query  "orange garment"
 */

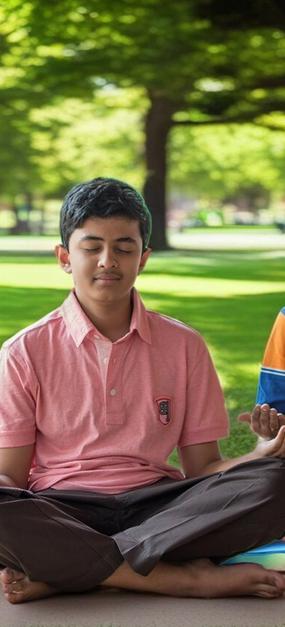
xmin=256 ymin=308 xmax=285 ymax=412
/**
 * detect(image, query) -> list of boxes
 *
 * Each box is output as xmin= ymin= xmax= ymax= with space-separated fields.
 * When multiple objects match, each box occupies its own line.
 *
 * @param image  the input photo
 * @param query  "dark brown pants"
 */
xmin=1 ymin=457 xmax=285 ymax=592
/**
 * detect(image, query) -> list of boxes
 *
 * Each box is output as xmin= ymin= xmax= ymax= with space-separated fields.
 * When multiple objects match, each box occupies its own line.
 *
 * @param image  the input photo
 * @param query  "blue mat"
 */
xmin=222 ymin=540 xmax=285 ymax=570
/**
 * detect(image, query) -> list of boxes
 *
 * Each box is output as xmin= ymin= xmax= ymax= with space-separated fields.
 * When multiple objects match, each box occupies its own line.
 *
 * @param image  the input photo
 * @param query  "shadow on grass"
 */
xmin=0 ymin=286 xmax=69 ymax=345
xmin=146 ymin=252 xmax=285 ymax=283
xmin=1 ymin=251 xmax=285 ymax=283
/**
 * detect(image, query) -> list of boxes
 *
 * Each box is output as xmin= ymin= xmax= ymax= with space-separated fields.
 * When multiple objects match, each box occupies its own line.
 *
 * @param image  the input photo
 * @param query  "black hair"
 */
xmin=60 ymin=177 xmax=152 ymax=251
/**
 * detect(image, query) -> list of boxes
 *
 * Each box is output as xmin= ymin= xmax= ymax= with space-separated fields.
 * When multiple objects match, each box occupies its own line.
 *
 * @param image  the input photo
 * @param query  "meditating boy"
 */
xmin=1 ymin=177 xmax=285 ymax=604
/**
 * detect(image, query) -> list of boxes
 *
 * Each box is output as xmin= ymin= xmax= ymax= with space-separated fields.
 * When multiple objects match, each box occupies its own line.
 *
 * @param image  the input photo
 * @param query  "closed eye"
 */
xmin=82 ymin=247 xmax=133 ymax=254
xmin=83 ymin=248 xmax=101 ymax=253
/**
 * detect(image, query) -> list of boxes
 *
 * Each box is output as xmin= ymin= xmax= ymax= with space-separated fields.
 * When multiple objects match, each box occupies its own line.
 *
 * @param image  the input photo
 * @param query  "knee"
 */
xmin=252 ymin=457 xmax=285 ymax=511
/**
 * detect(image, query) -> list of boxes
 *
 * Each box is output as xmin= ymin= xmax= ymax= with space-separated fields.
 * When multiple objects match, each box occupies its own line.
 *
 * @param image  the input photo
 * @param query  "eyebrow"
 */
xmin=79 ymin=235 xmax=137 ymax=244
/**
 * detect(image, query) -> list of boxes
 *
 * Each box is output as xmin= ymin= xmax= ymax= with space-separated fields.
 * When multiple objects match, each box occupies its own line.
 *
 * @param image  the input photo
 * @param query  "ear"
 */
xmin=54 ymin=244 xmax=72 ymax=274
xmin=138 ymin=247 xmax=152 ymax=273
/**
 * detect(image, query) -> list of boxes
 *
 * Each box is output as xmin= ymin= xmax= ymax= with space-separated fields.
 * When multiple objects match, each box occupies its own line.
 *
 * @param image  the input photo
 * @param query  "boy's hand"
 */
xmin=238 ymin=403 xmax=285 ymax=439
xmin=254 ymin=424 xmax=285 ymax=458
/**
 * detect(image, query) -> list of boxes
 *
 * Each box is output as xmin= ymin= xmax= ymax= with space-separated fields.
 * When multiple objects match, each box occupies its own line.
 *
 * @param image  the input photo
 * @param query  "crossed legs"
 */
xmin=1 ymin=458 xmax=285 ymax=603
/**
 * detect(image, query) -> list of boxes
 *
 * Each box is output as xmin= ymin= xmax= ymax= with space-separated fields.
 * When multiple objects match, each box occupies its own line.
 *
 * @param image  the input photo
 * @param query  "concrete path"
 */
xmin=170 ymin=228 xmax=285 ymax=251
xmin=1 ymin=589 xmax=285 ymax=627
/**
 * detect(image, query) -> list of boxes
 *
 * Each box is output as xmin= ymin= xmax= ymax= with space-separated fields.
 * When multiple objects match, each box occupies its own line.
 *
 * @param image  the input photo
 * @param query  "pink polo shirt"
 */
xmin=0 ymin=289 xmax=229 ymax=493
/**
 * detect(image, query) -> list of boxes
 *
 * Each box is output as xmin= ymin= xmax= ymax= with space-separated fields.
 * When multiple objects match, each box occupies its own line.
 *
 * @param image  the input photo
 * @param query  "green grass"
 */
xmin=1 ymin=250 xmax=285 ymax=461
xmin=180 ymin=224 xmax=275 ymax=232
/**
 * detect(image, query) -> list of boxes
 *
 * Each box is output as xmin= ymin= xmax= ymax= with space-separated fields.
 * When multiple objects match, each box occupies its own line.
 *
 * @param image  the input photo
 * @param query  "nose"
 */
xmin=97 ymin=248 xmax=118 ymax=269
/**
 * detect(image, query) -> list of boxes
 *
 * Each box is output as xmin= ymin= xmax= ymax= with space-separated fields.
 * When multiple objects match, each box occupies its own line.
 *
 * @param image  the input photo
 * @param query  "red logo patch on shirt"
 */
xmin=156 ymin=397 xmax=171 ymax=425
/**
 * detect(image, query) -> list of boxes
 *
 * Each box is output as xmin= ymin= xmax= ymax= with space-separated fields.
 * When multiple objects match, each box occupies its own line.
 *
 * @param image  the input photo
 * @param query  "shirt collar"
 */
xmin=130 ymin=288 xmax=152 ymax=344
xmin=61 ymin=291 xmax=95 ymax=347
xmin=61 ymin=288 xmax=151 ymax=347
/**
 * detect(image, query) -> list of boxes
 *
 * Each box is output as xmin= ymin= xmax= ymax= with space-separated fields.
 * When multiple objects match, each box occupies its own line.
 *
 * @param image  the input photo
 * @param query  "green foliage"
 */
xmin=10 ymin=0 xmax=285 ymax=120
xmin=32 ymin=90 xmax=146 ymax=195
xmin=170 ymin=123 xmax=285 ymax=200
xmin=194 ymin=1 xmax=285 ymax=30
xmin=2 ymin=0 xmax=285 ymax=240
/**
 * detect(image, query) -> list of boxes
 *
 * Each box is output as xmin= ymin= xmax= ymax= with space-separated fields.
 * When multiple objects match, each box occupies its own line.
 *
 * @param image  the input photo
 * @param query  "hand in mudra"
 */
xmin=238 ymin=403 xmax=285 ymax=439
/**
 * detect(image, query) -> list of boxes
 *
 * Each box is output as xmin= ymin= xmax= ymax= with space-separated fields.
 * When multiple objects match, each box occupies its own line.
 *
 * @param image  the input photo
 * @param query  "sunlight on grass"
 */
xmin=1 ymin=256 xmax=284 ymax=298
xmin=0 ymin=260 xmax=71 ymax=289
xmin=137 ymin=274 xmax=285 ymax=296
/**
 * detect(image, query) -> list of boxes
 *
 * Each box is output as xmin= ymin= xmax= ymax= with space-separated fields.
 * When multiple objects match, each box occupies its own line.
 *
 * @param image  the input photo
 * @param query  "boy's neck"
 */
xmin=76 ymin=292 xmax=133 ymax=342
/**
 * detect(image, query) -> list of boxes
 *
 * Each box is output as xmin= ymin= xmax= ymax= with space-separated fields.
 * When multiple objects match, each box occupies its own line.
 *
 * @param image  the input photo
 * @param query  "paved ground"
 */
xmin=1 ymin=589 xmax=285 ymax=627
xmin=170 ymin=228 xmax=285 ymax=251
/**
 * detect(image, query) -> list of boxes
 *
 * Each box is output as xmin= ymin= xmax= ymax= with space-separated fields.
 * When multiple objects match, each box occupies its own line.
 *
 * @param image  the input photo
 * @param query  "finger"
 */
xmin=251 ymin=404 xmax=262 ymax=434
xmin=269 ymin=425 xmax=285 ymax=456
xmin=269 ymin=408 xmax=279 ymax=437
xmin=237 ymin=412 xmax=251 ymax=424
xmin=259 ymin=404 xmax=272 ymax=438
xmin=278 ymin=412 xmax=285 ymax=428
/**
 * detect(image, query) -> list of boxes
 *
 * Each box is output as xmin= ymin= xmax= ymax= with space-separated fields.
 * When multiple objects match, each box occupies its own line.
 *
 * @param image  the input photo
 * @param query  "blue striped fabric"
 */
xmin=257 ymin=369 xmax=285 ymax=413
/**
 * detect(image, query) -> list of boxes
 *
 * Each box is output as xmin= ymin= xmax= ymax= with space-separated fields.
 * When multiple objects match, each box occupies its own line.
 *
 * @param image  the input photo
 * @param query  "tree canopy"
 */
xmin=1 ymin=1 xmax=285 ymax=246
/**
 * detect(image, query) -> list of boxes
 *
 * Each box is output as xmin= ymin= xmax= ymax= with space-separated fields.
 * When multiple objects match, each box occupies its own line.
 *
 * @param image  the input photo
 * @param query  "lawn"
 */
xmin=1 ymin=249 xmax=285 ymax=460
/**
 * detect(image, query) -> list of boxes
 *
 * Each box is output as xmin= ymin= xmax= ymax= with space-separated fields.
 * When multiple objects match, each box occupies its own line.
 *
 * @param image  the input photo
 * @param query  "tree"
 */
xmin=32 ymin=91 xmax=145 ymax=196
xmin=2 ymin=1 xmax=285 ymax=247
xmin=170 ymin=123 xmax=285 ymax=204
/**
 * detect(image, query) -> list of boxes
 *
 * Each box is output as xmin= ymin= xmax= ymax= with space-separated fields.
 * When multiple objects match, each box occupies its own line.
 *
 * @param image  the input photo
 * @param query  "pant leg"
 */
xmin=0 ymin=488 xmax=123 ymax=591
xmin=114 ymin=457 xmax=285 ymax=575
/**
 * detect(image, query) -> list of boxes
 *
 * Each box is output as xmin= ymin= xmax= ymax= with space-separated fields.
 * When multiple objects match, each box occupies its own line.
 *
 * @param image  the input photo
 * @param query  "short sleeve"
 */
xmin=178 ymin=335 xmax=229 ymax=448
xmin=256 ymin=309 xmax=285 ymax=412
xmin=0 ymin=345 xmax=36 ymax=447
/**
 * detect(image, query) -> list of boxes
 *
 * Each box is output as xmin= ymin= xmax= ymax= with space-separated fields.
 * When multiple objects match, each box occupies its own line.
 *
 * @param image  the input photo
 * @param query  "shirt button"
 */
xmin=110 ymin=388 xmax=117 ymax=396
xmin=103 ymin=357 xmax=108 ymax=364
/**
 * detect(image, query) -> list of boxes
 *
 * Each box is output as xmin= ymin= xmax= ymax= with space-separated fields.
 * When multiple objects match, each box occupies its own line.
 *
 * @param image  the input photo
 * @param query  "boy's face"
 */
xmin=56 ymin=216 xmax=151 ymax=308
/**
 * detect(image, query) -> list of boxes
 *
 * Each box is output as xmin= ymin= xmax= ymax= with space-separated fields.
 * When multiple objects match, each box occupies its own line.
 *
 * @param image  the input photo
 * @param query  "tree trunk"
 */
xmin=39 ymin=199 xmax=46 ymax=235
xmin=10 ymin=201 xmax=25 ymax=234
xmin=24 ymin=191 xmax=33 ymax=232
xmin=10 ymin=193 xmax=33 ymax=234
xmin=143 ymin=94 xmax=176 ymax=250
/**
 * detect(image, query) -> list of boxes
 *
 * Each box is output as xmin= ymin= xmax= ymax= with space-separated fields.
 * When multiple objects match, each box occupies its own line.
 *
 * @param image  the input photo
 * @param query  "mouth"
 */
xmin=93 ymin=274 xmax=121 ymax=282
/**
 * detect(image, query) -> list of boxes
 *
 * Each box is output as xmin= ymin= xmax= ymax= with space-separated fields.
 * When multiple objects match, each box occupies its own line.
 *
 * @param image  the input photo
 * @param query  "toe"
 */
xmin=4 ymin=591 xmax=24 ymax=605
xmin=255 ymin=584 xmax=283 ymax=599
xmin=270 ymin=571 xmax=285 ymax=591
xmin=1 ymin=567 xmax=25 ymax=584
xmin=8 ymin=568 xmax=25 ymax=581
xmin=3 ymin=580 xmax=24 ymax=594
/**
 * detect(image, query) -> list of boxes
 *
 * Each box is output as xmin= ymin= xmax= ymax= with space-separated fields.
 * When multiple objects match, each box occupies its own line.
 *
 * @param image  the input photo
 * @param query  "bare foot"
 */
xmin=181 ymin=559 xmax=285 ymax=599
xmin=0 ymin=568 xmax=57 ymax=604
xmin=103 ymin=558 xmax=285 ymax=599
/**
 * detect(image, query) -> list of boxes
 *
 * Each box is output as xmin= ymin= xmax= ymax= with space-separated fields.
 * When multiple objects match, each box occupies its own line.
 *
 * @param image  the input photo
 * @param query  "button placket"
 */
xmin=94 ymin=337 xmax=112 ymax=392
xmin=105 ymin=345 xmax=125 ymax=425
